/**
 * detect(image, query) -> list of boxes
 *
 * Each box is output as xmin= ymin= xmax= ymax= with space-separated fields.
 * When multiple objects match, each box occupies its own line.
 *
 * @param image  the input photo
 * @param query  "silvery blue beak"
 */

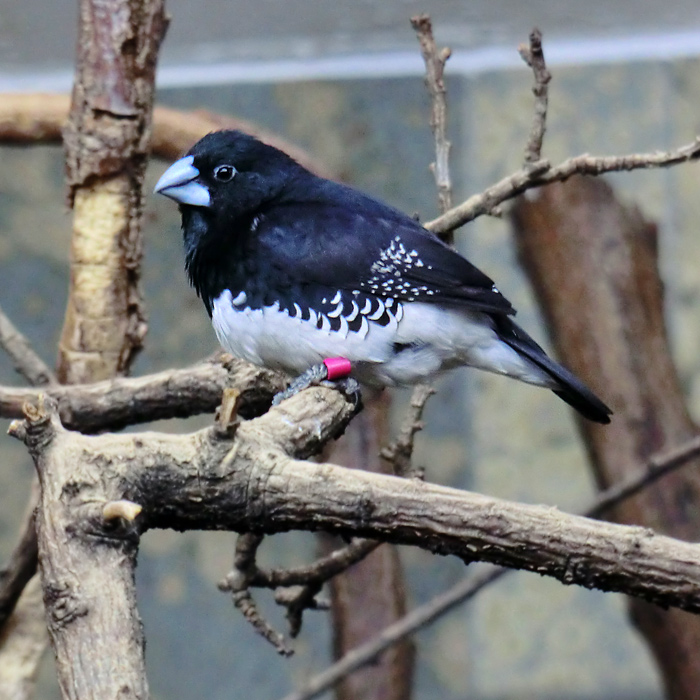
xmin=154 ymin=155 xmax=211 ymax=207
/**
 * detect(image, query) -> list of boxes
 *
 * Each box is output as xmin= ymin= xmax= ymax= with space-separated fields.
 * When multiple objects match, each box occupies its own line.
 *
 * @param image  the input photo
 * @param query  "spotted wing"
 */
xmin=254 ymin=200 xmax=515 ymax=316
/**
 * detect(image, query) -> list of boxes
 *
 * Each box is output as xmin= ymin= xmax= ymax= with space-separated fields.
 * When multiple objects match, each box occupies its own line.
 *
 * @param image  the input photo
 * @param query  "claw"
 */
xmin=272 ymin=364 xmax=329 ymax=406
xmin=271 ymin=359 xmax=362 ymax=410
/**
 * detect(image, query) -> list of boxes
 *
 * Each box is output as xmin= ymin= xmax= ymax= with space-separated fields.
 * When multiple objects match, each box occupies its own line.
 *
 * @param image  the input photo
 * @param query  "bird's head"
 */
xmin=154 ymin=130 xmax=299 ymax=223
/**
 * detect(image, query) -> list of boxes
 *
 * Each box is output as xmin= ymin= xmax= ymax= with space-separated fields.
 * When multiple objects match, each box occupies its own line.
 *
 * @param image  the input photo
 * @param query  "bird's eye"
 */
xmin=213 ymin=164 xmax=237 ymax=182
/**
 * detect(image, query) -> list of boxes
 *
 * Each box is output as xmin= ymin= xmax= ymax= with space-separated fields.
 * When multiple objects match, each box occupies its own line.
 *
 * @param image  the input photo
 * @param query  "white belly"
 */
xmin=211 ymin=289 xmax=550 ymax=388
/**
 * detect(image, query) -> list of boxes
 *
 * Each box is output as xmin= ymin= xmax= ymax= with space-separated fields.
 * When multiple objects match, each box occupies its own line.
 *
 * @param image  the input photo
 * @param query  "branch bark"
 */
xmin=282 ymin=432 xmax=700 ymax=700
xmin=323 ymin=393 xmax=413 ymax=700
xmin=57 ymin=0 xmax=167 ymax=383
xmin=12 ymin=389 xmax=700 ymax=618
xmin=0 ymin=355 xmax=285 ymax=431
xmin=426 ymin=138 xmax=700 ymax=236
xmin=0 ymin=93 xmax=334 ymax=178
xmin=0 ymin=305 xmax=56 ymax=386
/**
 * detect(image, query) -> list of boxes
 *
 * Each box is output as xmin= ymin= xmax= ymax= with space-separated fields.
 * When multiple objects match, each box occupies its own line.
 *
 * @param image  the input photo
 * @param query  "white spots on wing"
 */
xmin=327 ymin=291 xmax=344 ymax=319
xmin=492 ymin=284 xmax=500 ymax=294
xmin=250 ymin=216 xmax=261 ymax=232
xmin=368 ymin=299 xmax=386 ymax=321
xmin=293 ymin=302 xmax=302 ymax=318
xmin=364 ymin=235 xmax=433 ymax=301
xmin=357 ymin=315 xmax=369 ymax=339
xmin=327 ymin=303 xmax=343 ymax=318
xmin=360 ymin=298 xmax=372 ymax=314
xmin=231 ymin=290 xmax=247 ymax=306
xmin=345 ymin=300 xmax=360 ymax=322
xmin=373 ymin=236 xmax=428 ymax=271
xmin=320 ymin=315 xmax=331 ymax=332
xmin=394 ymin=302 xmax=404 ymax=322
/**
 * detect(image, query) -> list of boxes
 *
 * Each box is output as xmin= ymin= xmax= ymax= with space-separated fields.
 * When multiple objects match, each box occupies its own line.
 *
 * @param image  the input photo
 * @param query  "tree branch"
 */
xmin=382 ymin=14 xmax=452 ymax=481
xmin=220 ymin=533 xmax=379 ymax=644
xmin=425 ymin=138 xmax=700 ymax=235
xmin=0 ymin=94 xmax=334 ymax=178
xmin=0 ymin=304 xmax=56 ymax=386
xmin=0 ymin=488 xmax=39 ymax=630
xmin=12 ymin=390 xmax=700 ymax=617
xmin=0 ymin=576 xmax=49 ymax=700
xmin=411 ymin=14 xmax=453 ymax=216
xmin=0 ymin=354 xmax=285 ymax=432
xmin=278 ymin=432 xmax=700 ymax=700
xmin=518 ymin=28 xmax=551 ymax=164
xmin=220 ymin=533 xmax=294 ymax=656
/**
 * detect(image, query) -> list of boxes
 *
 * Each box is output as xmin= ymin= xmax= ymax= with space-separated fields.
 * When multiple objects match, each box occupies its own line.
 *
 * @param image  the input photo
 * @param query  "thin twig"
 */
xmin=255 ymin=538 xmax=380 ymax=589
xmin=219 ymin=533 xmax=293 ymax=656
xmin=380 ymin=385 xmax=434 ymax=476
xmin=0 ymin=305 xmax=55 ymax=386
xmin=384 ymin=15 xmax=453 ymax=478
xmin=519 ymin=28 xmax=551 ymax=164
xmin=279 ymin=433 xmax=700 ymax=700
xmin=584 ymin=435 xmax=700 ymax=519
xmin=0 ymin=304 xmax=54 ymax=633
xmin=425 ymin=138 xmax=700 ymax=236
xmin=220 ymin=536 xmax=380 ymax=641
xmin=0 ymin=484 xmax=39 ymax=630
xmin=279 ymin=564 xmax=503 ymax=700
xmin=411 ymin=14 xmax=453 ymax=219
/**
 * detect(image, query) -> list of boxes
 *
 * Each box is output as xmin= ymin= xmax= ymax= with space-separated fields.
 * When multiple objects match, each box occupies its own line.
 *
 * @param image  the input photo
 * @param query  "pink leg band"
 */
xmin=323 ymin=357 xmax=352 ymax=380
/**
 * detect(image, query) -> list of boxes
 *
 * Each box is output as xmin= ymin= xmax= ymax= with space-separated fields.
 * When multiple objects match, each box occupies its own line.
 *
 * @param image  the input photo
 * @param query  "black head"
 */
xmin=154 ymin=130 xmax=303 ymax=224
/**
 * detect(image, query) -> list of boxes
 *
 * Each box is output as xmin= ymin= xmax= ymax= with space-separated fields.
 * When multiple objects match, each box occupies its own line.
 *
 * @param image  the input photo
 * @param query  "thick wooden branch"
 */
xmin=283 ymin=433 xmax=700 ymax=700
xmin=12 ymin=389 xmax=700 ymax=619
xmin=18 ymin=410 xmax=148 ymax=700
xmin=58 ymin=0 xmax=168 ymax=383
xmin=8 ymin=388 xmax=357 ymax=698
xmin=0 ymin=355 xmax=285 ymax=432
xmin=0 ymin=93 xmax=333 ymax=177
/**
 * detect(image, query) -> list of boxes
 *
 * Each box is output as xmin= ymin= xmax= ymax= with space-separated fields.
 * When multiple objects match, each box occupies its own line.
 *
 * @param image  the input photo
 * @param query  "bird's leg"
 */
xmin=272 ymin=357 xmax=362 ymax=408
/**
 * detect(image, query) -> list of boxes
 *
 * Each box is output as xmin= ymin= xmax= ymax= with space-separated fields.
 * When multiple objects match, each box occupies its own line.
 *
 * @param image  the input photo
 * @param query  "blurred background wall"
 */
xmin=2 ymin=2 xmax=700 ymax=699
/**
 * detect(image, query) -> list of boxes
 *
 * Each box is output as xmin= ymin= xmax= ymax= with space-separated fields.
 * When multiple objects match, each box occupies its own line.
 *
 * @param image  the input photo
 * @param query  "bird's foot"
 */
xmin=272 ymin=364 xmax=329 ymax=406
xmin=322 ymin=376 xmax=363 ymax=412
xmin=271 ymin=358 xmax=362 ymax=409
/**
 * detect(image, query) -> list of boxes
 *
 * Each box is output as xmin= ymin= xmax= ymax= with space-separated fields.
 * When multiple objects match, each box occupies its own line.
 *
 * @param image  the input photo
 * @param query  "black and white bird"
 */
xmin=154 ymin=130 xmax=611 ymax=424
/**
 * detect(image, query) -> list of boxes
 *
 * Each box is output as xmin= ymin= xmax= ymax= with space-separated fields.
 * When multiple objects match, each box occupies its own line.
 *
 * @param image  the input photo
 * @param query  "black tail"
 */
xmin=494 ymin=317 xmax=612 ymax=424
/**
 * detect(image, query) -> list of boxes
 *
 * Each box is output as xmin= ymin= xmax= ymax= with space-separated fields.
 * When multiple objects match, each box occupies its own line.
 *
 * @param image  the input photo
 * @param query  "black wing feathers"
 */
xmin=254 ymin=185 xmax=514 ymax=315
xmin=493 ymin=316 xmax=612 ymax=424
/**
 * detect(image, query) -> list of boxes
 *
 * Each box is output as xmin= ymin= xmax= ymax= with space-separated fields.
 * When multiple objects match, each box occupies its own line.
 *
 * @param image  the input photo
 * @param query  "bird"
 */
xmin=154 ymin=130 xmax=612 ymax=424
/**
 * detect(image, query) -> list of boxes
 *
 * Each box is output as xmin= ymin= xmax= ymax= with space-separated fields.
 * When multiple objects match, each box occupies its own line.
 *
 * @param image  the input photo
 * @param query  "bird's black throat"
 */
xmin=182 ymin=206 xmax=296 ymax=318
